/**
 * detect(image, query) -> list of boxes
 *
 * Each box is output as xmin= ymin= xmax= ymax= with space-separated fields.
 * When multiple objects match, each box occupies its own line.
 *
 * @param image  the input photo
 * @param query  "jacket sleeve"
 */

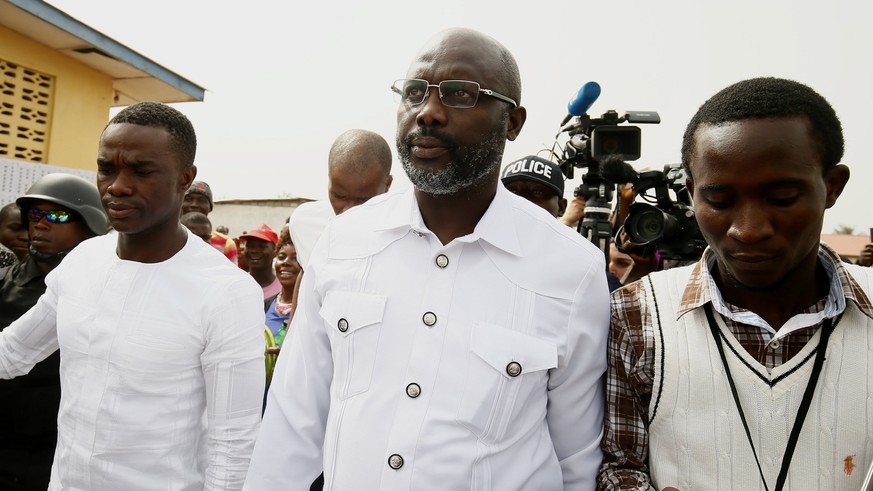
xmin=0 ymin=273 xmax=60 ymax=379
xmin=243 ymin=260 xmax=332 ymax=490
xmin=548 ymin=255 xmax=610 ymax=491
xmin=201 ymin=276 xmax=266 ymax=490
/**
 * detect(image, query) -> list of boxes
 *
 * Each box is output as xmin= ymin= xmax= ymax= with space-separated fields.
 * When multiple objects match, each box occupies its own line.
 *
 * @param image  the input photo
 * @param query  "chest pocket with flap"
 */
xmin=319 ymin=290 xmax=387 ymax=399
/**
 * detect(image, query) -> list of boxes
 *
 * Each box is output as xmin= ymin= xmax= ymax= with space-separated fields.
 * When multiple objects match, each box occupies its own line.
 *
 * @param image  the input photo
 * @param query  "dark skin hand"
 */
xmin=559 ymin=195 xmax=586 ymax=227
xmin=858 ymin=243 xmax=873 ymax=266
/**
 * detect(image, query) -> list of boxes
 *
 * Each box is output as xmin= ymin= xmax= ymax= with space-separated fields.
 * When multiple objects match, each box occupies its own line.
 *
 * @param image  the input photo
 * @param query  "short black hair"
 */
xmin=276 ymin=226 xmax=293 ymax=250
xmin=681 ymin=77 xmax=844 ymax=176
xmin=0 ymin=202 xmax=19 ymax=222
xmin=180 ymin=211 xmax=211 ymax=228
xmin=425 ymin=28 xmax=521 ymax=107
xmin=328 ymin=129 xmax=392 ymax=176
xmin=107 ymin=101 xmax=197 ymax=167
xmin=496 ymin=45 xmax=521 ymax=106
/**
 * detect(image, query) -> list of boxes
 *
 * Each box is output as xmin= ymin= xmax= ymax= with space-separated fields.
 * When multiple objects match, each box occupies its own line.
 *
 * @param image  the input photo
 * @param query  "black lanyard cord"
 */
xmin=704 ymin=304 xmax=833 ymax=491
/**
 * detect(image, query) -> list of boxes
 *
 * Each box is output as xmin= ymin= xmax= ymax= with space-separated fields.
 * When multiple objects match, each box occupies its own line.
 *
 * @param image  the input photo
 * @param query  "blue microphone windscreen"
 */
xmin=567 ymin=82 xmax=601 ymax=116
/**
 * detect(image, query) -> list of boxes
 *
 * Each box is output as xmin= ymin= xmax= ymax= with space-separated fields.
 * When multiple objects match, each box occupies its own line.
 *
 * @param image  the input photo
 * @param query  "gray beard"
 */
xmin=398 ymin=115 xmax=508 ymax=196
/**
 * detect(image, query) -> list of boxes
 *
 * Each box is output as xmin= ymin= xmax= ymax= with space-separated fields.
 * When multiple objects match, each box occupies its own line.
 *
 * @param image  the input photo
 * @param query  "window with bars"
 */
xmin=0 ymin=58 xmax=54 ymax=163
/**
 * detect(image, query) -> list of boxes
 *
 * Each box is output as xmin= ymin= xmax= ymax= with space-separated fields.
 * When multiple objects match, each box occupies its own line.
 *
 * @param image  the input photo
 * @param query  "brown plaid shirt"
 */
xmin=597 ymin=244 xmax=873 ymax=490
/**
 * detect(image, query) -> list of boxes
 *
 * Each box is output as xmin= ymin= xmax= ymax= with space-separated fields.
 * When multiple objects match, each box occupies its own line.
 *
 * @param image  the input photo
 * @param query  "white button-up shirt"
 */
xmin=288 ymin=200 xmax=335 ymax=268
xmin=246 ymin=185 xmax=609 ymax=490
xmin=0 ymin=231 xmax=266 ymax=490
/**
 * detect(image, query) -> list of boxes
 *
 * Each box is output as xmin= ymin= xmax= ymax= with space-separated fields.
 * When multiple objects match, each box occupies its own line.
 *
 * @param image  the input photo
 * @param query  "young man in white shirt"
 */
xmin=0 ymin=102 xmax=266 ymax=490
xmin=246 ymin=28 xmax=610 ymax=491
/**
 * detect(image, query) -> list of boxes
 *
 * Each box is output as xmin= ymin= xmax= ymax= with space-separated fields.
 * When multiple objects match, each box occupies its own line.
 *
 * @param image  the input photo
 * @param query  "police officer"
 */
xmin=0 ymin=173 xmax=108 ymax=491
xmin=501 ymin=155 xmax=567 ymax=217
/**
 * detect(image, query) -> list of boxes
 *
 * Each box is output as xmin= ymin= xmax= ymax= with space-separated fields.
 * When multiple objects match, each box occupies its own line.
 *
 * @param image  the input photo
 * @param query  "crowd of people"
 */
xmin=0 ymin=26 xmax=872 ymax=491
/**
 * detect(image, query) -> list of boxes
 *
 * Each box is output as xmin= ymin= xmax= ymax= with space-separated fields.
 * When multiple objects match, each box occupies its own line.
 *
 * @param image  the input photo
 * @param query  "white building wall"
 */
xmin=209 ymin=201 xmax=306 ymax=238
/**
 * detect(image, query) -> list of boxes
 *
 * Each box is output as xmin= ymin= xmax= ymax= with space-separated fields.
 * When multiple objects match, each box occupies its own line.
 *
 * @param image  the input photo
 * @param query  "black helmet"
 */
xmin=16 ymin=173 xmax=109 ymax=236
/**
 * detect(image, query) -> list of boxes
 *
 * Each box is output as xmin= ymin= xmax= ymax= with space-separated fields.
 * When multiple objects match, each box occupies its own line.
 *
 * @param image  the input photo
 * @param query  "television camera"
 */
xmin=607 ymin=162 xmax=707 ymax=261
xmin=550 ymin=82 xmax=705 ymax=265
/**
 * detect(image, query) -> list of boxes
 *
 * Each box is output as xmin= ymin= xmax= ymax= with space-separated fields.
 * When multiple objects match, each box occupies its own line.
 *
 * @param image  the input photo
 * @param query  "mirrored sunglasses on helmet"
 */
xmin=391 ymin=78 xmax=518 ymax=108
xmin=27 ymin=209 xmax=79 ymax=224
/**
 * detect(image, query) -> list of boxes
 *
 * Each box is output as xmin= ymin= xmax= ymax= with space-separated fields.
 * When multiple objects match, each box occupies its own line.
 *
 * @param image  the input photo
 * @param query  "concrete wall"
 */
xmin=210 ymin=200 xmax=310 ymax=238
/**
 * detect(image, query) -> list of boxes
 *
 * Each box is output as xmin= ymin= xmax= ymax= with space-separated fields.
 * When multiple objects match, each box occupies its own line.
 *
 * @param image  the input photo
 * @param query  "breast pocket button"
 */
xmin=388 ymin=454 xmax=404 ymax=470
xmin=406 ymin=383 xmax=421 ymax=398
xmin=422 ymin=312 xmax=437 ymax=327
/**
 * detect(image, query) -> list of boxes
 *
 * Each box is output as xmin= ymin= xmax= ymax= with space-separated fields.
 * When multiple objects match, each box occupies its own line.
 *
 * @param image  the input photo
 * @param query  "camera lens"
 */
xmin=626 ymin=203 xmax=681 ymax=246
xmin=627 ymin=208 xmax=666 ymax=244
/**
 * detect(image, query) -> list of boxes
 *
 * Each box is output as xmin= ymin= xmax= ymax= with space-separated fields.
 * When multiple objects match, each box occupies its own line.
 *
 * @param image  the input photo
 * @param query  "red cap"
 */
xmin=239 ymin=224 xmax=278 ymax=245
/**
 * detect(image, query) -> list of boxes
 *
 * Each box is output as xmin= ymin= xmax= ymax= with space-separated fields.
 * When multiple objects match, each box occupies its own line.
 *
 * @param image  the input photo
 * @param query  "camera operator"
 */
xmin=612 ymin=228 xmax=664 ymax=286
xmin=560 ymin=182 xmax=635 ymax=229
xmin=608 ymin=239 xmax=635 ymax=283
xmin=599 ymin=77 xmax=869 ymax=491
xmin=556 ymin=176 xmax=659 ymax=287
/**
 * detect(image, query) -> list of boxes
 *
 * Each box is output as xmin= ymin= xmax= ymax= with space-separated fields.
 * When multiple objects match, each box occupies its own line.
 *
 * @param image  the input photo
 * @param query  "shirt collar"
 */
xmin=369 ymin=189 xmax=419 ymax=233
xmin=824 ymin=242 xmax=873 ymax=318
xmin=677 ymin=242 xmax=873 ymax=328
xmin=373 ymin=184 xmax=523 ymax=256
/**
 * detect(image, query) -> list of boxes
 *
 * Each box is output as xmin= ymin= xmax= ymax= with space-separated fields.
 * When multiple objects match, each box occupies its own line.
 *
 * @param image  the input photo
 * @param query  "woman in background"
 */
xmin=265 ymin=228 xmax=300 ymax=346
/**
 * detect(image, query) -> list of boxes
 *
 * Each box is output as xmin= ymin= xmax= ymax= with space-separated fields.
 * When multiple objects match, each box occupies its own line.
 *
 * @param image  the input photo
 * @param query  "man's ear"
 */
xmin=558 ymin=197 xmax=568 ymax=217
xmin=824 ymin=164 xmax=850 ymax=208
xmin=384 ymin=174 xmax=394 ymax=191
xmin=181 ymin=165 xmax=197 ymax=192
xmin=686 ymin=177 xmax=694 ymax=199
xmin=506 ymin=106 xmax=527 ymax=142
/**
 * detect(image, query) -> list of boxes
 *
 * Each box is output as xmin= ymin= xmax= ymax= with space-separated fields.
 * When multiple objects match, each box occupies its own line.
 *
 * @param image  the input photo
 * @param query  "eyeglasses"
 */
xmin=391 ymin=79 xmax=518 ymax=109
xmin=27 ymin=209 xmax=78 ymax=224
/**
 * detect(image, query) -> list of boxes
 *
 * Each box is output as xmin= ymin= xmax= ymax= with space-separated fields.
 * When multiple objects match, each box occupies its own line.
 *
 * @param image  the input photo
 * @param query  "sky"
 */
xmin=47 ymin=0 xmax=873 ymax=235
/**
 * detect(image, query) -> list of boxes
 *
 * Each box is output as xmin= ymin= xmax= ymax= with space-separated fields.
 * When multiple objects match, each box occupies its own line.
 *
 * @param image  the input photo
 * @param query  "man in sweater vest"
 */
xmin=598 ymin=77 xmax=872 ymax=490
